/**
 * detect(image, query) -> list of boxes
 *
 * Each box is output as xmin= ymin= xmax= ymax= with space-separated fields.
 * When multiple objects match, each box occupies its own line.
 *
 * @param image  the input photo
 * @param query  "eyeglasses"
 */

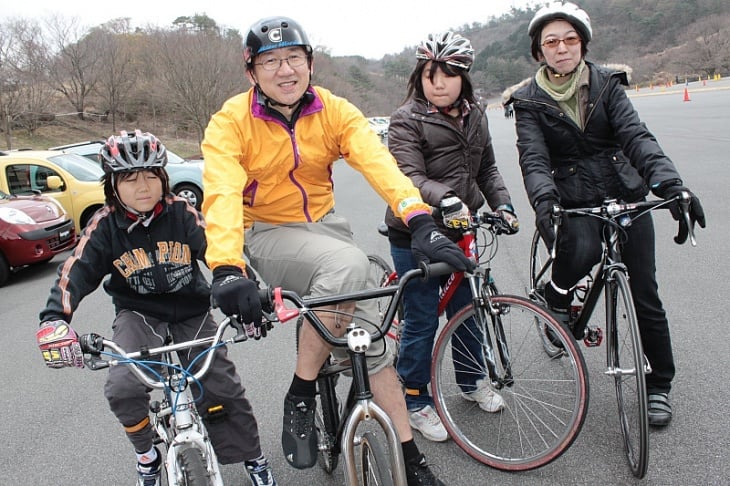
xmin=541 ymin=36 xmax=582 ymax=48
xmin=255 ymin=54 xmax=308 ymax=71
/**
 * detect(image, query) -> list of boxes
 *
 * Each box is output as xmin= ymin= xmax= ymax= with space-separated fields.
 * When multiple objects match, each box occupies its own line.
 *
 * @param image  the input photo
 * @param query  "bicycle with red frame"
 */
xmin=369 ymin=210 xmax=590 ymax=471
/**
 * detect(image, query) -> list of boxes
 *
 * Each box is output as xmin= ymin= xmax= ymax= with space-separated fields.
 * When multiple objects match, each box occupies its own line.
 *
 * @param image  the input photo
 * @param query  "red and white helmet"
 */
xmin=416 ymin=32 xmax=475 ymax=71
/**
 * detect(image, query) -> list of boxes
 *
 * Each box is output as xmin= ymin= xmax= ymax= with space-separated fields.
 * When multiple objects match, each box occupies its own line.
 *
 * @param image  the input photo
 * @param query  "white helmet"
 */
xmin=528 ymin=1 xmax=592 ymax=42
xmin=416 ymin=32 xmax=475 ymax=71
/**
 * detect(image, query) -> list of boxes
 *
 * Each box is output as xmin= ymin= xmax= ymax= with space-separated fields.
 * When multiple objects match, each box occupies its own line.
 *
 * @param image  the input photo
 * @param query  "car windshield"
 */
xmin=166 ymin=151 xmax=185 ymax=164
xmin=48 ymin=153 xmax=105 ymax=181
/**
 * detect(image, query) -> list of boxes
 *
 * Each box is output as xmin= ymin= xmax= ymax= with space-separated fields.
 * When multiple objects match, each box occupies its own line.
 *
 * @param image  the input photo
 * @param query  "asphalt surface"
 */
xmin=2 ymin=78 xmax=728 ymax=485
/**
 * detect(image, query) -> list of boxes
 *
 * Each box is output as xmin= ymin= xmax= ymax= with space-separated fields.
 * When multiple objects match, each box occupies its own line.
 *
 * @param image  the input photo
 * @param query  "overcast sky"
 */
xmin=3 ymin=0 xmax=537 ymax=59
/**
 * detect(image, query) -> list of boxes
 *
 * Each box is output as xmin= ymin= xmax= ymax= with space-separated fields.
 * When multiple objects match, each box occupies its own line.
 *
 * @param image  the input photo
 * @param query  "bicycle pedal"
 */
xmin=583 ymin=327 xmax=603 ymax=347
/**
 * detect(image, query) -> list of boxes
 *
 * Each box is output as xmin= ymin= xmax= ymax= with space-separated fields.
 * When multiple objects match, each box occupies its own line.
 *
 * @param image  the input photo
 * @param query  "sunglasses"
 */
xmin=541 ymin=36 xmax=582 ymax=48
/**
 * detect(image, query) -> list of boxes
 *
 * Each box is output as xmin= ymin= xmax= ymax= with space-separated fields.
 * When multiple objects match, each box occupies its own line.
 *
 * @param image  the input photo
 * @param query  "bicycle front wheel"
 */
xmin=527 ymin=230 xmax=564 ymax=358
xmin=359 ymin=431 xmax=395 ymax=486
xmin=177 ymin=445 xmax=208 ymax=486
xmin=606 ymin=270 xmax=648 ymax=478
xmin=431 ymin=296 xmax=589 ymax=471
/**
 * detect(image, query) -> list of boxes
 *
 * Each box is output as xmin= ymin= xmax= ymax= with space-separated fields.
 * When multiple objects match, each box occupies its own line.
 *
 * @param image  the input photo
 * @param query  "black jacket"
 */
xmin=39 ymin=196 xmax=211 ymax=324
xmin=508 ymin=61 xmax=682 ymax=210
xmin=384 ymin=98 xmax=513 ymax=246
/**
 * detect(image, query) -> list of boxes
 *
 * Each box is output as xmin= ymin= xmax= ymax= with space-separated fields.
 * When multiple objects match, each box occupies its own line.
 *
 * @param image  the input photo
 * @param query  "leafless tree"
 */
xmin=0 ymin=18 xmax=55 ymax=145
xmin=147 ymin=26 xmax=245 ymax=142
xmin=44 ymin=15 xmax=102 ymax=120
xmin=94 ymin=19 xmax=138 ymax=132
xmin=672 ymin=14 xmax=730 ymax=77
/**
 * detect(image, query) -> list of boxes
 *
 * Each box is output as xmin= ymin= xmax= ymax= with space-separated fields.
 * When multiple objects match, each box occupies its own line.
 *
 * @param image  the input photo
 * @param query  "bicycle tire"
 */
xmin=315 ymin=367 xmax=340 ymax=474
xmin=367 ymin=254 xmax=403 ymax=363
xmin=359 ymin=431 xmax=395 ymax=486
xmin=528 ymin=230 xmax=564 ymax=358
xmin=431 ymin=295 xmax=589 ymax=471
xmin=177 ymin=445 xmax=208 ymax=486
xmin=606 ymin=270 xmax=648 ymax=478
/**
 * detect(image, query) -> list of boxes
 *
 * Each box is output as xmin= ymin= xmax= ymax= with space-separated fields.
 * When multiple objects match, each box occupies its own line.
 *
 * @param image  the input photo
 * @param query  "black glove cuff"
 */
xmin=407 ymin=213 xmax=436 ymax=233
xmin=212 ymin=265 xmax=244 ymax=280
xmin=651 ymin=179 xmax=683 ymax=198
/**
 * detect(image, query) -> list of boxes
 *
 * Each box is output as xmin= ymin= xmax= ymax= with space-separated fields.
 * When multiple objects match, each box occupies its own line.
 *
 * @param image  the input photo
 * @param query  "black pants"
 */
xmin=103 ymin=309 xmax=262 ymax=464
xmin=551 ymin=213 xmax=675 ymax=393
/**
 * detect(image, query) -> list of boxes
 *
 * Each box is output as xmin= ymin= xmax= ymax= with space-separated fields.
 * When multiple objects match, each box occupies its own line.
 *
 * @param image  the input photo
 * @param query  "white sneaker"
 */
xmin=461 ymin=379 xmax=505 ymax=412
xmin=408 ymin=405 xmax=448 ymax=442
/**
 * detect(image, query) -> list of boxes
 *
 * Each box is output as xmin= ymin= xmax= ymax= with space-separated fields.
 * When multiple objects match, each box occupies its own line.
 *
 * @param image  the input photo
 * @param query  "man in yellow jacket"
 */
xmin=202 ymin=16 xmax=472 ymax=486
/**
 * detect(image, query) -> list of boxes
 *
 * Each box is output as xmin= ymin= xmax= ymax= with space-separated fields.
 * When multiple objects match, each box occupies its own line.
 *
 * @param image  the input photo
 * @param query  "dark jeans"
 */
xmin=391 ymin=245 xmax=486 ymax=411
xmin=551 ymin=213 xmax=675 ymax=393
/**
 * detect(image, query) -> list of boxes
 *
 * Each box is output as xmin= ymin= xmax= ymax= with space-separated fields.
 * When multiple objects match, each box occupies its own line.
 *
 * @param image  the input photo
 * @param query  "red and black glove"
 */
xmin=36 ymin=320 xmax=84 ymax=369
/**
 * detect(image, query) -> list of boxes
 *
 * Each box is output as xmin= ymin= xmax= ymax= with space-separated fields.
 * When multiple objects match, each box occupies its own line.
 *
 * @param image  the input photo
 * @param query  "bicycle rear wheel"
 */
xmin=606 ymin=270 xmax=648 ymax=478
xmin=177 ymin=445 xmax=208 ymax=486
xmin=431 ymin=296 xmax=589 ymax=471
xmin=359 ymin=431 xmax=395 ymax=486
xmin=367 ymin=254 xmax=402 ymax=362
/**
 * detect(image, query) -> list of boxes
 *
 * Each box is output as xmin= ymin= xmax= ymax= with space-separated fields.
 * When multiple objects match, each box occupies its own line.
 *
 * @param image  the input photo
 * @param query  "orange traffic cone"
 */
xmin=683 ymin=87 xmax=691 ymax=102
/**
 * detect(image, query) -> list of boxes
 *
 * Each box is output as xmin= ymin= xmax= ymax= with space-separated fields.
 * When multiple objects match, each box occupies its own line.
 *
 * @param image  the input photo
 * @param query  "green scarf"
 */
xmin=535 ymin=60 xmax=586 ymax=127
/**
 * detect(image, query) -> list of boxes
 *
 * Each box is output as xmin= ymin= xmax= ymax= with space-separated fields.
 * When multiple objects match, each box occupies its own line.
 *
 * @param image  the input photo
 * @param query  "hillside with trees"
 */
xmin=2 ymin=0 xmax=729 ymax=153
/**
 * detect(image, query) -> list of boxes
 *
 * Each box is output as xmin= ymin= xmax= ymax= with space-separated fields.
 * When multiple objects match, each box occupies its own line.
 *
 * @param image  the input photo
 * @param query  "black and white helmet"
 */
xmin=244 ymin=16 xmax=312 ymax=67
xmin=416 ymin=32 xmax=475 ymax=71
xmin=528 ymin=1 xmax=592 ymax=42
xmin=100 ymin=129 xmax=168 ymax=175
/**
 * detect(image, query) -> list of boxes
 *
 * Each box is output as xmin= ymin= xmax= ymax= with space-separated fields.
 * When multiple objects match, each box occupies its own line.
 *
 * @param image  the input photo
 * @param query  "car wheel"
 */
xmin=175 ymin=184 xmax=203 ymax=210
xmin=0 ymin=253 xmax=10 ymax=287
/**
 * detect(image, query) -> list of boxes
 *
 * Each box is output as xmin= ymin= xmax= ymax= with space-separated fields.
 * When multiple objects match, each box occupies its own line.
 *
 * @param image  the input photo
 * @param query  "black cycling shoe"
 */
xmin=647 ymin=392 xmax=672 ymax=426
xmin=281 ymin=393 xmax=318 ymax=469
xmin=404 ymin=453 xmax=445 ymax=486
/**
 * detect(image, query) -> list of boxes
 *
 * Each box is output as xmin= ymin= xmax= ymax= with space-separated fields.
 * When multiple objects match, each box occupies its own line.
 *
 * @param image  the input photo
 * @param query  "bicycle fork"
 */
xmin=341 ymin=346 xmax=407 ymax=485
xmin=153 ymin=379 xmax=223 ymax=485
xmin=467 ymin=273 xmax=514 ymax=388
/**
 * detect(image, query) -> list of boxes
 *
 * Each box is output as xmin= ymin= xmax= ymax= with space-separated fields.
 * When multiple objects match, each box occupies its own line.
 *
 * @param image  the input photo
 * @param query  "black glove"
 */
xmin=211 ymin=266 xmax=263 ymax=335
xmin=657 ymin=184 xmax=706 ymax=244
xmin=408 ymin=214 xmax=476 ymax=272
xmin=496 ymin=204 xmax=519 ymax=235
xmin=535 ymin=200 xmax=560 ymax=249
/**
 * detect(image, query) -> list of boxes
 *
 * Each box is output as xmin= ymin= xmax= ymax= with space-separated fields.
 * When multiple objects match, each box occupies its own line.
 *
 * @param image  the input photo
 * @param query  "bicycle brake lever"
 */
xmin=83 ymin=355 xmax=110 ymax=370
xmin=550 ymin=205 xmax=562 ymax=259
xmin=678 ymin=191 xmax=697 ymax=247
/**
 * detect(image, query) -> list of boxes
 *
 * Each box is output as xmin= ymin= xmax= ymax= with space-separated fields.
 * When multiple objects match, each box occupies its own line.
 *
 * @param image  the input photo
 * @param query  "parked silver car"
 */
xmin=50 ymin=140 xmax=204 ymax=209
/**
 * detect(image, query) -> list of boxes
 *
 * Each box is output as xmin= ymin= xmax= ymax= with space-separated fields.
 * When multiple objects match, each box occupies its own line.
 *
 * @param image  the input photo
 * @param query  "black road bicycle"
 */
xmin=528 ymin=193 xmax=697 ymax=478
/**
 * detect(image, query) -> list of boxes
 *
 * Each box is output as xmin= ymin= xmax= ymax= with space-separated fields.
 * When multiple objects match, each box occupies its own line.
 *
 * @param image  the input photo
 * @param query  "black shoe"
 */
xmin=281 ymin=393 xmax=318 ymax=469
xmin=647 ymin=392 xmax=672 ymax=426
xmin=405 ymin=453 xmax=445 ymax=486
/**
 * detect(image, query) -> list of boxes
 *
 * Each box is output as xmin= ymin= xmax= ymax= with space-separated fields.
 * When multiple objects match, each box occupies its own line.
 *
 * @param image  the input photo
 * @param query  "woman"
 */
xmin=508 ymin=1 xmax=705 ymax=426
xmin=384 ymin=31 xmax=519 ymax=442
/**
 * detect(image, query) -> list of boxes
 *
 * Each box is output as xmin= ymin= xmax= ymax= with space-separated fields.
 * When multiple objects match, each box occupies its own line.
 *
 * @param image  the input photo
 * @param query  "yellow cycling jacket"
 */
xmin=202 ymin=86 xmax=430 ymax=271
